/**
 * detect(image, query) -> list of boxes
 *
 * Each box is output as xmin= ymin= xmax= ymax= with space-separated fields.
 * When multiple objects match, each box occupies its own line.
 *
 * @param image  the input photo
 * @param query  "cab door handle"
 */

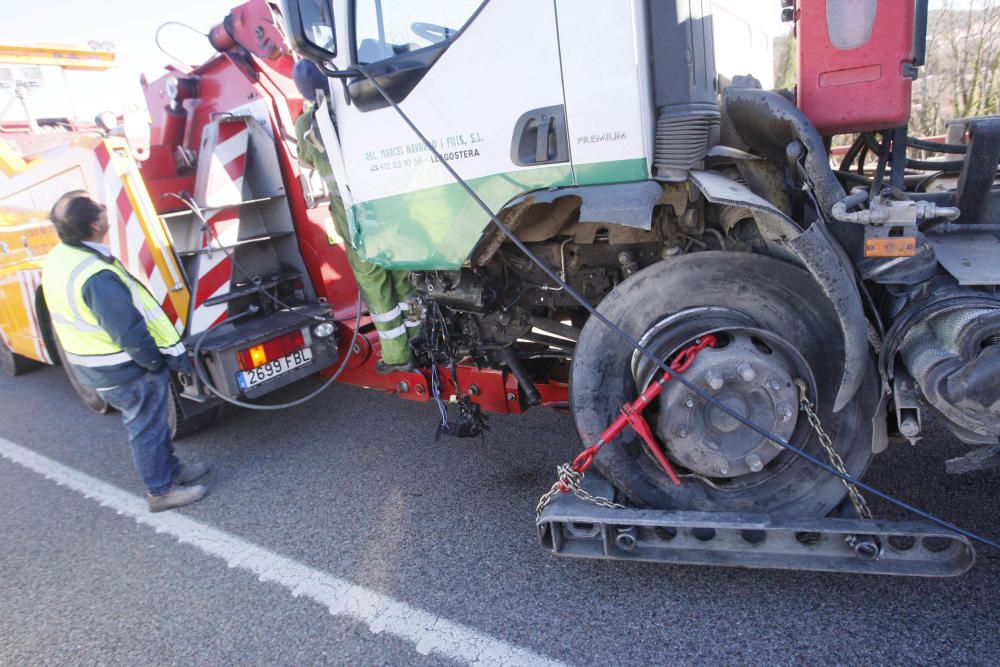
xmin=510 ymin=105 xmax=569 ymax=166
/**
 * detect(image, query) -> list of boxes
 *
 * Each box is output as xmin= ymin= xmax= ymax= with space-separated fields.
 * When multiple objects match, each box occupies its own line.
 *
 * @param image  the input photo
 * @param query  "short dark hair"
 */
xmin=50 ymin=190 xmax=103 ymax=243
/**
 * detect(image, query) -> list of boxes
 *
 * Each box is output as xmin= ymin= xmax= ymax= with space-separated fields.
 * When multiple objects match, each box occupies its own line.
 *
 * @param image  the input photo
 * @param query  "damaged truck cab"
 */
xmin=279 ymin=0 xmax=997 ymax=570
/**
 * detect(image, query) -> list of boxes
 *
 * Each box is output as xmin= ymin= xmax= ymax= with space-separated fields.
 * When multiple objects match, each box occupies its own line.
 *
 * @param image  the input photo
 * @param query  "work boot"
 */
xmin=147 ymin=484 xmax=207 ymax=513
xmin=375 ymin=359 xmax=415 ymax=375
xmin=175 ymin=461 xmax=209 ymax=485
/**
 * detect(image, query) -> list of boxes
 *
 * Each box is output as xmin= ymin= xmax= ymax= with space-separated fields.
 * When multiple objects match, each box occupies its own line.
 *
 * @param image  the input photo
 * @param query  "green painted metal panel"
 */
xmin=350 ymin=157 xmax=650 ymax=269
xmin=350 ymin=165 xmax=573 ymax=269
xmin=574 ymin=157 xmax=649 ymax=185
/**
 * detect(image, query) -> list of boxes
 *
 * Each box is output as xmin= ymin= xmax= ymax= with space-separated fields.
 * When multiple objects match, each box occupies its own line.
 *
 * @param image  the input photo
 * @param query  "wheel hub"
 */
xmin=655 ymin=333 xmax=800 ymax=479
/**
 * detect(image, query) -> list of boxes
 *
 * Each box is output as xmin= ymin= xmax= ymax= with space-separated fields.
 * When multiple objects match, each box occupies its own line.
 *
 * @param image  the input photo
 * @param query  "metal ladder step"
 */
xmin=202 ymin=271 xmax=303 ymax=307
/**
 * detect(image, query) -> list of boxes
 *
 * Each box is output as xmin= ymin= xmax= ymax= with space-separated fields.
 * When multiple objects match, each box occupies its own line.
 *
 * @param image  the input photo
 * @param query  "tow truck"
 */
xmin=0 ymin=40 xmax=339 ymax=434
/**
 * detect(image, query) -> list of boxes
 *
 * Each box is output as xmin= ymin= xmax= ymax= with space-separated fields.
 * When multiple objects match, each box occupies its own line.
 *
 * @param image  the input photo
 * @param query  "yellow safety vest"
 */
xmin=41 ymin=243 xmax=184 ymax=369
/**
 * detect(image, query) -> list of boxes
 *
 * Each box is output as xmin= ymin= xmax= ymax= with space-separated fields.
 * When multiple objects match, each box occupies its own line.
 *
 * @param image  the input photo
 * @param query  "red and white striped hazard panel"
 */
xmin=196 ymin=119 xmax=250 ymax=209
xmin=94 ymin=142 xmax=184 ymax=334
xmin=187 ymin=206 xmax=241 ymax=334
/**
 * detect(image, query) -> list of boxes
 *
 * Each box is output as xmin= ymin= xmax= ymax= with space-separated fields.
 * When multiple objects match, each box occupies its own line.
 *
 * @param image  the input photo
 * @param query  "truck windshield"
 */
xmin=354 ymin=0 xmax=483 ymax=64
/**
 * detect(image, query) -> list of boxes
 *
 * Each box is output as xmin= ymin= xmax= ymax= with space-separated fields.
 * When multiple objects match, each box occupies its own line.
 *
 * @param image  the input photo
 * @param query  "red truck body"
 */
xmin=796 ymin=0 xmax=916 ymax=134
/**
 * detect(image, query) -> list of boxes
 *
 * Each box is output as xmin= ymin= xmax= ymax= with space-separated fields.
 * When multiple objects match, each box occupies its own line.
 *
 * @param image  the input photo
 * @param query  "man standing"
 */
xmin=293 ymin=60 xmax=419 ymax=374
xmin=42 ymin=190 xmax=209 ymax=512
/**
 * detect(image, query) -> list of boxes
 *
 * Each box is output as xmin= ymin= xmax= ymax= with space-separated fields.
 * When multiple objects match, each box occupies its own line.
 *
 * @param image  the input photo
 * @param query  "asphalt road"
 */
xmin=1 ymin=364 xmax=999 ymax=666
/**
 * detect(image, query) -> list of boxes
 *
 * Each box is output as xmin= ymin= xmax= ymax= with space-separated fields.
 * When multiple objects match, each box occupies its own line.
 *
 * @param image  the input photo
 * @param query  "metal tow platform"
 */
xmin=537 ymin=477 xmax=975 ymax=577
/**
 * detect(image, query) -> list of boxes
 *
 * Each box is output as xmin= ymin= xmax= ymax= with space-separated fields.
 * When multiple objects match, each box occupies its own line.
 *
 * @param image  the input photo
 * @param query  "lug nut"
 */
xmin=706 ymin=370 xmax=724 ymax=390
xmin=690 ymin=449 xmax=704 ymax=463
xmin=745 ymin=453 xmax=764 ymax=472
xmin=737 ymin=363 xmax=756 ymax=382
xmin=769 ymin=379 xmax=783 ymax=392
xmin=779 ymin=403 xmax=794 ymax=422
xmin=715 ymin=461 xmax=730 ymax=476
xmin=684 ymin=397 xmax=695 ymax=408
xmin=674 ymin=423 xmax=690 ymax=438
xmin=899 ymin=414 xmax=921 ymax=438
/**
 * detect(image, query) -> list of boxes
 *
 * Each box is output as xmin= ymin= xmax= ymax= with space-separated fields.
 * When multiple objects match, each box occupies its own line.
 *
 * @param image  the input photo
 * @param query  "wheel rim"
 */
xmin=631 ymin=308 xmax=819 ymax=492
xmin=570 ymin=251 xmax=877 ymax=516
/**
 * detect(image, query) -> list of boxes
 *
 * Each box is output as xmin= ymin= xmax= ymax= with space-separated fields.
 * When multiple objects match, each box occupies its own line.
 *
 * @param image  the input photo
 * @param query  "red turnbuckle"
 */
xmin=621 ymin=402 xmax=682 ymax=486
xmin=561 ymin=335 xmax=717 ymax=492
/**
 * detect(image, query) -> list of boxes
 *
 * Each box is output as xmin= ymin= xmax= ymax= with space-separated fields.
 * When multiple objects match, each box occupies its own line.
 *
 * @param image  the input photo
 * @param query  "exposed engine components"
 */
xmin=412 ymin=269 xmax=494 ymax=312
xmin=832 ymin=188 xmax=961 ymax=258
xmin=832 ymin=188 xmax=961 ymax=227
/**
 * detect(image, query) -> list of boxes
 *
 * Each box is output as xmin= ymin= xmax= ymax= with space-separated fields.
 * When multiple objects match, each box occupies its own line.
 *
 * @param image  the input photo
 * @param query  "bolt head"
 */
xmin=716 ymin=461 xmax=730 ymax=476
xmin=397 ymin=381 xmax=409 ymax=394
xmin=745 ymin=453 xmax=764 ymax=472
xmin=706 ymin=371 xmax=725 ymax=390
xmin=673 ymin=423 xmax=690 ymax=439
xmin=779 ymin=403 xmax=794 ymax=422
xmin=769 ymin=379 xmax=783 ymax=392
xmin=506 ymin=392 xmax=516 ymax=401
xmin=683 ymin=397 xmax=695 ymax=408
xmin=899 ymin=417 xmax=920 ymax=437
xmin=737 ymin=362 xmax=756 ymax=382
xmin=690 ymin=449 xmax=704 ymax=463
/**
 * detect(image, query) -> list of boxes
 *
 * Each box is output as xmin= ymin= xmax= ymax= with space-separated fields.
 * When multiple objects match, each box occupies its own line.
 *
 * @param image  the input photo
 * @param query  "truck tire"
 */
xmin=570 ymin=252 xmax=878 ymax=517
xmin=167 ymin=386 xmax=223 ymax=440
xmin=0 ymin=336 xmax=41 ymax=377
xmin=50 ymin=328 xmax=111 ymax=414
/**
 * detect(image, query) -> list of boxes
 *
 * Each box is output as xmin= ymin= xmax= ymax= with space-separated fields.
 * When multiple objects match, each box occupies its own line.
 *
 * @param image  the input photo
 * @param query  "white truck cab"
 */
xmin=285 ymin=0 xmax=717 ymax=269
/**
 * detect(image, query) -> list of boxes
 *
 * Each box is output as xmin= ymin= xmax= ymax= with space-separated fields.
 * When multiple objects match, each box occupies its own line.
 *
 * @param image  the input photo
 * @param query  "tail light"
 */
xmin=237 ymin=329 xmax=306 ymax=370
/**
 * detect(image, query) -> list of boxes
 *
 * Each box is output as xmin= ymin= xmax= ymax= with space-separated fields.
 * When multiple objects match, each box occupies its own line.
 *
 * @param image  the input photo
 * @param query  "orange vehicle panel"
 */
xmin=0 ymin=134 xmax=192 ymax=364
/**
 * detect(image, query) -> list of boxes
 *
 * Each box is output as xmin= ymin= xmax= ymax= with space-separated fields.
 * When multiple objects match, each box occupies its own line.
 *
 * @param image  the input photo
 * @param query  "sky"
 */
xmin=2 ymin=0 xmax=236 ymax=122
xmin=4 ymin=0 xmax=955 ymax=124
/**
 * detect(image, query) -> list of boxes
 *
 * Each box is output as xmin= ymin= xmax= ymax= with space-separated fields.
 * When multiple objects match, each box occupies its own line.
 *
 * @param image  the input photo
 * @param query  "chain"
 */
xmin=535 ymin=463 xmax=624 ymax=521
xmin=794 ymin=379 xmax=873 ymax=520
xmin=535 ymin=373 xmax=874 ymax=524
xmin=535 ymin=337 xmax=716 ymax=522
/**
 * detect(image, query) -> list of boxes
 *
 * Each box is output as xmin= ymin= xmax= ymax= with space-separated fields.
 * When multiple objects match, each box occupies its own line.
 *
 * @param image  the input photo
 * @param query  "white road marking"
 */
xmin=0 ymin=437 xmax=563 ymax=667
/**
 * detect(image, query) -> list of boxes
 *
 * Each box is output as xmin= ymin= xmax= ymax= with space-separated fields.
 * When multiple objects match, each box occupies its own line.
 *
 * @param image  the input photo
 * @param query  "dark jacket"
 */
xmin=66 ymin=242 xmax=192 ymax=388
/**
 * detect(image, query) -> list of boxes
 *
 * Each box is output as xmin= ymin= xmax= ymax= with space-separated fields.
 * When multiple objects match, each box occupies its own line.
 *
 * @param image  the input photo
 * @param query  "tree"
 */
xmin=911 ymin=0 xmax=1000 ymax=136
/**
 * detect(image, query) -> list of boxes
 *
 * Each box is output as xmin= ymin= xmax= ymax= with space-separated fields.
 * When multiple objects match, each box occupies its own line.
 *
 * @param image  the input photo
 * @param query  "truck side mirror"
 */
xmin=280 ymin=0 xmax=337 ymax=62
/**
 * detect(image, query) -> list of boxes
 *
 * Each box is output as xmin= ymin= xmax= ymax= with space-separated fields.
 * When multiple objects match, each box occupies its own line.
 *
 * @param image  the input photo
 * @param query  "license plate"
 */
xmin=236 ymin=347 xmax=313 ymax=390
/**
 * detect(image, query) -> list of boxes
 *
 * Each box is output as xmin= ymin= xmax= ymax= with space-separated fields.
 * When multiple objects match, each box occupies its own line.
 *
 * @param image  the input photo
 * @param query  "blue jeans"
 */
xmin=98 ymin=368 xmax=178 ymax=496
